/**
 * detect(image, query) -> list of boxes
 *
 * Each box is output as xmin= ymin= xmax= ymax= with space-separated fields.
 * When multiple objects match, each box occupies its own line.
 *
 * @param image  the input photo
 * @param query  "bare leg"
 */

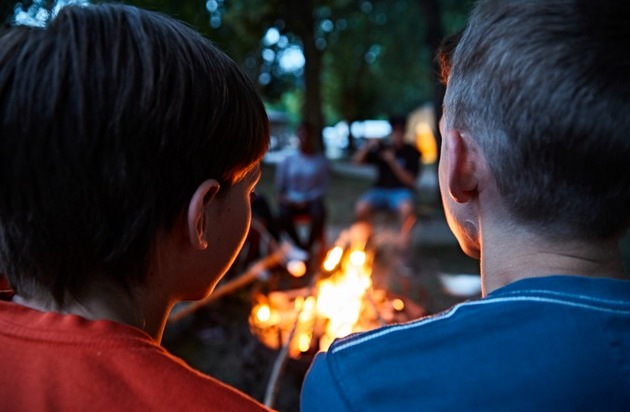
xmin=398 ymin=200 xmax=416 ymax=250
xmin=355 ymin=199 xmax=373 ymax=224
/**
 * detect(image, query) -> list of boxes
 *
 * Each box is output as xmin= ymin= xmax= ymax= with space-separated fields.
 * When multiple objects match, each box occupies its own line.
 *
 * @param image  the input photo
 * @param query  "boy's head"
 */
xmin=388 ymin=115 xmax=406 ymax=146
xmin=443 ymin=0 xmax=630 ymax=240
xmin=0 ymin=4 xmax=270 ymax=304
xmin=297 ymin=121 xmax=316 ymax=152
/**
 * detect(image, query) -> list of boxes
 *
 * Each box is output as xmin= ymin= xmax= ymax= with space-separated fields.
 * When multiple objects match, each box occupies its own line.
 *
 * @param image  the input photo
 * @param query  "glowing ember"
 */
xmin=322 ymin=246 xmax=343 ymax=272
xmin=256 ymin=303 xmax=271 ymax=323
xmin=315 ymin=247 xmax=373 ymax=351
xmin=392 ymin=298 xmax=405 ymax=311
xmin=349 ymin=250 xmax=366 ymax=266
xmin=287 ymin=260 xmax=307 ymax=278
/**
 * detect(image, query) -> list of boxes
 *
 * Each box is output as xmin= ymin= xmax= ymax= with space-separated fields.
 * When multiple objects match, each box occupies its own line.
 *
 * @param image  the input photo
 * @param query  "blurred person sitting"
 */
xmin=301 ymin=0 xmax=630 ymax=410
xmin=275 ymin=121 xmax=330 ymax=258
xmin=0 ymin=4 xmax=272 ymax=411
xmin=353 ymin=115 xmax=421 ymax=248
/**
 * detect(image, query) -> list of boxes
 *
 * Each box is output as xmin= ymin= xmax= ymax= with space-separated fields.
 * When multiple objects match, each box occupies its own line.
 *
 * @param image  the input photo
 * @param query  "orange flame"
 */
xmin=250 ymin=222 xmax=386 ymax=356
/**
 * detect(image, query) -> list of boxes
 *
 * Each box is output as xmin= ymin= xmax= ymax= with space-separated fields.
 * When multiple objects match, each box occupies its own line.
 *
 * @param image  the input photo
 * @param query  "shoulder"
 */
xmin=303 ymin=277 xmax=630 ymax=410
xmin=302 ymin=308 xmax=475 ymax=411
xmin=112 ymin=344 xmax=269 ymax=410
xmin=0 ymin=306 xmax=270 ymax=411
xmin=310 ymin=285 xmax=598 ymax=380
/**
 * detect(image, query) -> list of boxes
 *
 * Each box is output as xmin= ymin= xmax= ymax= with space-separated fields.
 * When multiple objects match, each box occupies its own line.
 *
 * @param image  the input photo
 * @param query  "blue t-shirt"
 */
xmin=301 ymin=275 xmax=630 ymax=411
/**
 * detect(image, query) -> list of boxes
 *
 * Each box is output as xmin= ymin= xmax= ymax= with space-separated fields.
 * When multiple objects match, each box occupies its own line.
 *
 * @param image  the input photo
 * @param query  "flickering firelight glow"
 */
xmin=287 ymin=260 xmax=307 ymax=277
xmin=392 ymin=298 xmax=405 ymax=311
xmin=323 ymin=246 xmax=343 ymax=272
xmin=255 ymin=303 xmax=271 ymax=324
xmin=248 ymin=222 xmax=425 ymax=358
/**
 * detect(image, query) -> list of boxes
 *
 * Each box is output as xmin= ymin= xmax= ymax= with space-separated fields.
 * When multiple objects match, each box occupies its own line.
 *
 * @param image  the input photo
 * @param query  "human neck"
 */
xmin=13 ymin=280 xmax=172 ymax=342
xmin=480 ymin=227 xmax=626 ymax=296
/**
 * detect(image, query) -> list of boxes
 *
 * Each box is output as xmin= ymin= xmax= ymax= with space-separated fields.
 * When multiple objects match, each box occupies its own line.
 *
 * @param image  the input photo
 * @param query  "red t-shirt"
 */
xmin=0 ymin=300 xmax=271 ymax=411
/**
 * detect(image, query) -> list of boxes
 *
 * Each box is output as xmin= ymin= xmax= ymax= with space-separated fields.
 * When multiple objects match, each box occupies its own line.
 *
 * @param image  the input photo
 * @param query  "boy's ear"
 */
xmin=187 ymin=179 xmax=221 ymax=250
xmin=443 ymin=130 xmax=481 ymax=204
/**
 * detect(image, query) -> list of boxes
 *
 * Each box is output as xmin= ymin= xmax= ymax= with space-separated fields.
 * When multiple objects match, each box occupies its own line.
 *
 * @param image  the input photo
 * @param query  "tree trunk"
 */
xmin=420 ymin=0 xmax=445 ymax=156
xmin=284 ymin=0 xmax=325 ymax=153
xmin=302 ymin=33 xmax=325 ymax=152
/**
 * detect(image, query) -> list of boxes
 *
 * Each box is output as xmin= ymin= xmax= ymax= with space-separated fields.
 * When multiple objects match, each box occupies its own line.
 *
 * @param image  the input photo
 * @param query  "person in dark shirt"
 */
xmin=353 ymin=115 xmax=421 ymax=248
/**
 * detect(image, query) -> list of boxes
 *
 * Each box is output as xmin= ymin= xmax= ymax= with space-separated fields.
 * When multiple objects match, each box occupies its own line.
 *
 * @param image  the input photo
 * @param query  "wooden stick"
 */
xmin=168 ymin=249 xmax=285 ymax=324
xmin=263 ymin=285 xmax=316 ymax=408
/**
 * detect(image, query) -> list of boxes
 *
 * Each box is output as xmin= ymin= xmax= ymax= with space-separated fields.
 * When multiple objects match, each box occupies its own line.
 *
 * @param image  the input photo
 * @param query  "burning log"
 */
xmin=249 ymin=221 xmax=425 ymax=359
xmin=167 ymin=219 xmax=426 ymax=410
xmin=253 ymin=221 xmax=426 ymax=408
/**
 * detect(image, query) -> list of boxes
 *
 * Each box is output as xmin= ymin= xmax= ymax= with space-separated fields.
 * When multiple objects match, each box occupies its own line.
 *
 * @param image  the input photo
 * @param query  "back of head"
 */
xmin=388 ymin=115 xmax=407 ymax=146
xmin=297 ymin=120 xmax=316 ymax=151
xmin=388 ymin=115 xmax=407 ymax=133
xmin=444 ymin=0 xmax=630 ymax=240
xmin=0 ymin=4 xmax=269 ymax=304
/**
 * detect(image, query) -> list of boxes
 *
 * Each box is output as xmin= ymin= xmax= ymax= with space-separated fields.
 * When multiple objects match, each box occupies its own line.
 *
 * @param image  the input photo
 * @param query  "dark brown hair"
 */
xmin=0 ymin=4 xmax=270 ymax=304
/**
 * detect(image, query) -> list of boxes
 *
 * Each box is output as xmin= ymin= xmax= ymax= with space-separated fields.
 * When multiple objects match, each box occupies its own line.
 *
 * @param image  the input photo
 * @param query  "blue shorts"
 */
xmin=359 ymin=188 xmax=415 ymax=211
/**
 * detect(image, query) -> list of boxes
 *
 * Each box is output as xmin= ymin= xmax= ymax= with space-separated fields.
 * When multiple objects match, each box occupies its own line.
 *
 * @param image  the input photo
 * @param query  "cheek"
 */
xmin=445 ymin=201 xmax=480 ymax=259
xmin=233 ymin=208 xmax=253 ymax=253
xmin=206 ymin=196 xmax=252 ymax=272
xmin=225 ymin=196 xmax=253 ymax=255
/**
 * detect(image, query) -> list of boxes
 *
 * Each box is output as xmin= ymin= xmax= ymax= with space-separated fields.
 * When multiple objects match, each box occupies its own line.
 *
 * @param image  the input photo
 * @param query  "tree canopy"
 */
xmin=4 ymin=0 xmax=473 ymax=150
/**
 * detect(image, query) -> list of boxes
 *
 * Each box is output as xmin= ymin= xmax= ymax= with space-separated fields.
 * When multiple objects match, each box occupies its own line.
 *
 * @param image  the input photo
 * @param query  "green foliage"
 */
xmin=265 ymin=90 xmax=304 ymax=126
xmin=322 ymin=0 xmax=434 ymax=122
xmin=182 ymin=0 xmax=473 ymax=125
xmin=119 ymin=0 xmax=210 ymax=35
xmin=3 ymin=0 xmax=473 ymax=128
xmin=441 ymin=0 xmax=475 ymax=35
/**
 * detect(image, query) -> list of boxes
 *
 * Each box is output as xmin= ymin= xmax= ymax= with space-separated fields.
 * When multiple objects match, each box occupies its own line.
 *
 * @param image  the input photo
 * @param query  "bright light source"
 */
xmin=323 ymin=246 xmax=344 ymax=271
xmin=392 ymin=298 xmax=405 ymax=311
xmin=287 ymin=260 xmax=307 ymax=278
xmin=415 ymin=122 xmax=437 ymax=164
xmin=349 ymin=250 xmax=366 ymax=266
xmin=263 ymin=27 xmax=280 ymax=46
xmin=278 ymin=46 xmax=305 ymax=73
xmin=255 ymin=304 xmax=271 ymax=323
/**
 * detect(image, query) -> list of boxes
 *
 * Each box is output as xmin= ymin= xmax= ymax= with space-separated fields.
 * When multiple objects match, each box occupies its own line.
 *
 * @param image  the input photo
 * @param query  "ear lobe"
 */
xmin=187 ymin=179 xmax=221 ymax=250
xmin=444 ymin=130 xmax=479 ymax=204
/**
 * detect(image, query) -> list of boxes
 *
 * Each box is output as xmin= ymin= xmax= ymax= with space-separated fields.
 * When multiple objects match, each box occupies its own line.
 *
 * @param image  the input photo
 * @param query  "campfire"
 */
xmin=248 ymin=222 xmax=425 ymax=359
xmin=167 ymin=220 xmax=427 ymax=408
